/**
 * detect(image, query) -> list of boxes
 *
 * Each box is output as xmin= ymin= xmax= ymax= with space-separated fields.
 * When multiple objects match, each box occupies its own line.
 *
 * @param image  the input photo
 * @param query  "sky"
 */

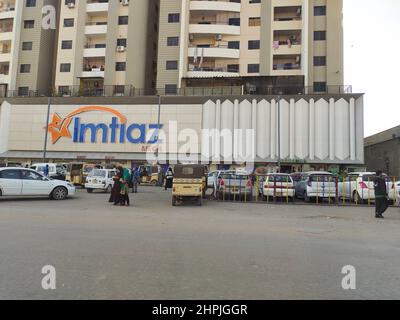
xmin=344 ymin=0 xmax=400 ymax=137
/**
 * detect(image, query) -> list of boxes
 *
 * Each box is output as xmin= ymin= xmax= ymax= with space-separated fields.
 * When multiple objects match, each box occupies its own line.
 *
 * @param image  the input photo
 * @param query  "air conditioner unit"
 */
xmin=216 ymin=34 xmax=222 ymax=41
xmin=121 ymin=0 xmax=129 ymax=6
xmin=117 ymin=46 xmax=126 ymax=52
xmin=67 ymin=2 xmax=75 ymax=8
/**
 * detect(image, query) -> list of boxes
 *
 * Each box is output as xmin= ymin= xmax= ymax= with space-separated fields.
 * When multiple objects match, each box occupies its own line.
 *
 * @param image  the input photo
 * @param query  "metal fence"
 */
xmin=0 ymin=85 xmax=354 ymax=98
xmin=211 ymin=174 xmax=400 ymax=207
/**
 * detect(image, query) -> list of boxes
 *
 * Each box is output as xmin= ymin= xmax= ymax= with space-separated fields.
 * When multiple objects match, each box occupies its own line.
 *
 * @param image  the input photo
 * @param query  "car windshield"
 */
xmin=89 ymin=169 xmax=106 ymax=177
xmin=310 ymin=175 xmax=332 ymax=182
xmin=220 ymin=174 xmax=248 ymax=180
xmin=269 ymin=175 xmax=292 ymax=183
xmin=362 ymin=175 xmax=375 ymax=182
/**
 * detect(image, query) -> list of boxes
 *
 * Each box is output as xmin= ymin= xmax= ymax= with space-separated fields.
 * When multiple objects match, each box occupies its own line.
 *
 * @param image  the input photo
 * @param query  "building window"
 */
xmin=60 ymin=63 xmax=71 ymax=72
xmin=314 ymin=6 xmax=326 ymax=16
xmin=115 ymin=62 xmax=126 ymax=71
xmin=63 ymin=18 xmax=74 ymax=27
xmin=314 ymin=31 xmax=326 ymax=41
xmin=168 ymin=13 xmax=180 ymax=23
xmin=314 ymin=82 xmax=327 ymax=92
xmin=165 ymin=84 xmax=177 ymax=95
xmin=167 ymin=37 xmax=179 ymax=46
xmin=118 ymin=16 xmax=129 ymax=25
xmin=247 ymin=64 xmax=259 ymax=73
xmin=117 ymin=39 xmax=127 ymax=47
xmin=229 ymin=18 xmax=240 ymax=26
xmin=18 ymin=87 xmax=29 ymax=96
xmin=249 ymin=0 xmax=261 ymax=3
xmin=248 ymin=40 xmax=260 ymax=50
xmin=228 ymin=41 xmax=240 ymax=49
xmin=227 ymin=64 xmax=239 ymax=73
xmin=314 ymin=56 xmax=326 ymax=66
xmin=20 ymin=64 xmax=31 ymax=73
xmin=248 ymin=17 xmax=261 ymax=27
xmin=166 ymin=61 xmax=178 ymax=70
xmin=114 ymin=85 xmax=126 ymax=96
xmin=58 ymin=86 xmax=70 ymax=95
xmin=22 ymin=42 xmax=33 ymax=51
xmin=24 ymin=20 xmax=35 ymax=29
xmin=26 ymin=0 xmax=36 ymax=7
xmin=61 ymin=40 xmax=73 ymax=49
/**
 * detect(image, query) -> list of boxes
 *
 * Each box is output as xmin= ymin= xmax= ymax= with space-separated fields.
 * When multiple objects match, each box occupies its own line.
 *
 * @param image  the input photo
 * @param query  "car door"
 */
xmin=0 ymin=169 xmax=23 ymax=196
xmin=21 ymin=170 xmax=53 ymax=195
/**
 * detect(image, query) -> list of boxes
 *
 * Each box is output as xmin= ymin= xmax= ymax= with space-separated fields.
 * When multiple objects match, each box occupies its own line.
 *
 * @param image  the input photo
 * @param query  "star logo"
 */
xmin=47 ymin=113 xmax=72 ymax=144
xmin=45 ymin=106 xmax=127 ymax=144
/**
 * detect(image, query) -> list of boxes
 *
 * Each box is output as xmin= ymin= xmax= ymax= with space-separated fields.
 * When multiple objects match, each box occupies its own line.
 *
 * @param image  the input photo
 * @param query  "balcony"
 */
xmin=87 ymin=1 xmax=109 ymax=14
xmin=85 ymin=22 xmax=107 ymax=35
xmin=82 ymin=58 xmax=105 ymax=78
xmin=186 ymin=62 xmax=240 ymax=78
xmin=0 ymin=53 xmax=11 ymax=63
xmin=272 ymin=30 xmax=302 ymax=54
xmin=81 ymin=69 xmax=105 ymax=78
xmin=0 ymin=3 xmax=15 ymax=20
xmin=189 ymin=1 xmax=241 ymax=13
xmin=83 ymin=46 xmax=106 ymax=58
xmin=188 ymin=46 xmax=240 ymax=59
xmin=272 ymin=54 xmax=302 ymax=76
xmin=189 ymin=23 xmax=240 ymax=36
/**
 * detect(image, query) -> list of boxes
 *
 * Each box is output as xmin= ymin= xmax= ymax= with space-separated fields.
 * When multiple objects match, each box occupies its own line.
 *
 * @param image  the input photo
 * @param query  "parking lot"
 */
xmin=0 ymin=186 xmax=400 ymax=299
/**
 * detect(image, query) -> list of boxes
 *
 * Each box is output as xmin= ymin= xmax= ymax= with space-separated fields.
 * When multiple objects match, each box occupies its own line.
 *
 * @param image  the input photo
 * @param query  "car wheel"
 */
xmin=150 ymin=180 xmax=158 ymax=186
xmin=172 ymin=196 xmax=177 ymax=206
xmin=52 ymin=187 xmax=68 ymax=200
xmin=304 ymin=191 xmax=311 ymax=203
xmin=0 ymin=189 xmax=2 ymax=197
xmin=197 ymin=197 xmax=202 ymax=206
xmin=87 ymin=188 xmax=93 ymax=193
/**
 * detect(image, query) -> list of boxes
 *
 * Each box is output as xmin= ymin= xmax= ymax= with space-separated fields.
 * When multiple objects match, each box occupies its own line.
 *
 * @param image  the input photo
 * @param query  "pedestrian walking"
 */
xmin=165 ymin=167 xmax=173 ymax=190
xmin=132 ymin=167 xmax=140 ymax=193
xmin=374 ymin=170 xmax=389 ymax=219
xmin=119 ymin=166 xmax=131 ymax=206
xmin=109 ymin=168 xmax=122 ymax=205
xmin=43 ymin=164 xmax=49 ymax=177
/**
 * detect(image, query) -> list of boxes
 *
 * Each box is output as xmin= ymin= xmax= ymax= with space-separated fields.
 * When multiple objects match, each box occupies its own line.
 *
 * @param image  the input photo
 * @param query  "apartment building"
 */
xmin=156 ymin=0 xmax=344 ymax=94
xmin=54 ymin=0 xmax=159 ymax=97
xmin=0 ymin=0 xmax=58 ymax=97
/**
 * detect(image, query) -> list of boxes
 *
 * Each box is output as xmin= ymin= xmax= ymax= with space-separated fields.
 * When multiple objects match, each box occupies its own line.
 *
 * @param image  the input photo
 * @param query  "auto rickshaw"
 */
xmin=138 ymin=165 xmax=160 ymax=186
xmin=172 ymin=164 xmax=207 ymax=206
xmin=66 ymin=162 xmax=104 ymax=186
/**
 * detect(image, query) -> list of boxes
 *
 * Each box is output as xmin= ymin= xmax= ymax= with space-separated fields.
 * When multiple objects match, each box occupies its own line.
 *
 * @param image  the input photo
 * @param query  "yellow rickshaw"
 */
xmin=172 ymin=165 xmax=207 ymax=206
xmin=66 ymin=162 xmax=104 ymax=186
xmin=138 ymin=165 xmax=160 ymax=186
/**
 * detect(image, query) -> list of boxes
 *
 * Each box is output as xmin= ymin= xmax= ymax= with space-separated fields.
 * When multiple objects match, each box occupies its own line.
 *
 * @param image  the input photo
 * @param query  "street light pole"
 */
xmin=277 ymin=95 xmax=281 ymax=173
xmin=156 ymin=94 xmax=161 ymax=163
xmin=43 ymin=97 xmax=51 ymax=162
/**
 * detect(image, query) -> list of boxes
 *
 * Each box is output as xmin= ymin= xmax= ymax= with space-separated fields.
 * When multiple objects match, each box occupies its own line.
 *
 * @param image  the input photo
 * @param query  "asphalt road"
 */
xmin=0 ymin=187 xmax=399 ymax=300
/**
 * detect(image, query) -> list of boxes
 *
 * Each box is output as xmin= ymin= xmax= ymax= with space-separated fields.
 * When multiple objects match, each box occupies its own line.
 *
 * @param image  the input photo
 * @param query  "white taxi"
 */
xmin=85 ymin=169 xmax=117 ymax=193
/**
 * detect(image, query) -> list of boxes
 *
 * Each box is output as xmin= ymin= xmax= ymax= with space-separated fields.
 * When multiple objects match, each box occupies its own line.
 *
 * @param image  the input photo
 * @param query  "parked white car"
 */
xmin=207 ymin=170 xmax=235 ymax=188
xmin=85 ymin=169 xmax=117 ymax=193
xmin=295 ymin=171 xmax=336 ymax=202
xmin=338 ymin=172 xmax=399 ymax=203
xmin=338 ymin=172 xmax=376 ymax=202
xmin=0 ymin=167 xmax=75 ymax=200
xmin=259 ymin=174 xmax=295 ymax=200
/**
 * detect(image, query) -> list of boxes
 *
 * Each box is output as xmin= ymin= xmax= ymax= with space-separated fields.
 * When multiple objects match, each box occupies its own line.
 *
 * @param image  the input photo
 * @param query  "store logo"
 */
xmin=47 ymin=106 xmax=161 ymax=145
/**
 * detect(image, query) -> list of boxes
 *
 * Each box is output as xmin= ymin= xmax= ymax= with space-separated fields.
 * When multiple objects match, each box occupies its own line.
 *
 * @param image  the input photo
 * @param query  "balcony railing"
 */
xmin=1 ymin=85 xmax=354 ymax=98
